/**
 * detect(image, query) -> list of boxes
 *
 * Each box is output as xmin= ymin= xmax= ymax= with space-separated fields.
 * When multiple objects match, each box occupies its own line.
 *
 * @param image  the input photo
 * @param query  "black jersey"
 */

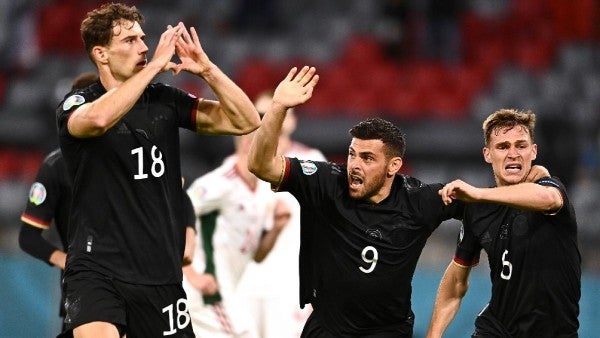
xmin=183 ymin=191 xmax=195 ymax=231
xmin=455 ymin=177 xmax=580 ymax=337
xmin=21 ymin=148 xmax=72 ymax=249
xmin=279 ymin=158 xmax=464 ymax=336
xmin=56 ymin=82 xmax=197 ymax=285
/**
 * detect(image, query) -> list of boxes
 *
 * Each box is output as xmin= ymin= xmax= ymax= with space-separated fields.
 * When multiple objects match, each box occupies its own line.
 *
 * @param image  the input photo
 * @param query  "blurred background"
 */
xmin=0 ymin=0 xmax=599 ymax=337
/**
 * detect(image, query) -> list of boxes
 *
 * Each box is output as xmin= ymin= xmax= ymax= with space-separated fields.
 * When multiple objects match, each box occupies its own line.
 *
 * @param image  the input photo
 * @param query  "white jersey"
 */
xmin=238 ymin=141 xmax=326 ymax=338
xmin=184 ymin=156 xmax=276 ymax=337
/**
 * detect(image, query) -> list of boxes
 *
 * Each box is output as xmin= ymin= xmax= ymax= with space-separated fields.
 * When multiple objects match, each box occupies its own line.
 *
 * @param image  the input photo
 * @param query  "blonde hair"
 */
xmin=482 ymin=109 xmax=536 ymax=146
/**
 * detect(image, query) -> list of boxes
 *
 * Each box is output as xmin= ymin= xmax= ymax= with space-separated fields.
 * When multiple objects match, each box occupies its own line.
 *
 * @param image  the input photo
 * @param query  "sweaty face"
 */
xmin=105 ymin=20 xmax=149 ymax=82
xmin=484 ymin=125 xmax=537 ymax=186
xmin=347 ymin=138 xmax=389 ymax=202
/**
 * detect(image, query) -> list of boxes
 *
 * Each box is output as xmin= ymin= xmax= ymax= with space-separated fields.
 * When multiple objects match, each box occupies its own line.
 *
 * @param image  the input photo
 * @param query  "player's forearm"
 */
xmin=427 ymin=262 xmax=470 ymax=337
xmin=427 ymin=286 xmax=465 ymax=337
xmin=478 ymin=183 xmax=562 ymax=212
xmin=426 ymin=300 xmax=461 ymax=338
xmin=68 ymin=63 xmax=162 ymax=137
xmin=248 ymin=103 xmax=288 ymax=184
xmin=253 ymin=227 xmax=283 ymax=263
xmin=199 ymin=65 xmax=260 ymax=135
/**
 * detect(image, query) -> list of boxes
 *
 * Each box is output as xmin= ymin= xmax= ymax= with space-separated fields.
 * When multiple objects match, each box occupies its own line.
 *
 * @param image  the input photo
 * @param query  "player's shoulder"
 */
xmin=396 ymin=174 xmax=429 ymax=190
xmin=39 ymin=148 xmax=67 ymax=171
xmin=60 ymin=82 xmax=104 ymax=111
xmin=147 ymin=82 xmax=196 ymax=99
xmin=44 ymin=148 xmax=63 ymax=163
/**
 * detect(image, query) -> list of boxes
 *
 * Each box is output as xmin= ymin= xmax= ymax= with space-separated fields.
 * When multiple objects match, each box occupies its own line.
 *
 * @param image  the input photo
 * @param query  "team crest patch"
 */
xmin=300 ymin=161 xmax=317 ymax=175
xmin=62 ymin=94 xmax=85 ymax=111
xmin=29 ymin=182 xmax=47 ymax=205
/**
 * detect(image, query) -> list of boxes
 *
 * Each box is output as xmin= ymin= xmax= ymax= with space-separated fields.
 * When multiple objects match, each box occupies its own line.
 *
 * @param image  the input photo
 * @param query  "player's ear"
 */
xmin=91 ymin=46 xmax=108 ymax=64
xmin=483 ymin=147 xmax=492 ymax=164
xmin=388 ymin=157 xmax=402 ymax=176
xmin=531 ymin=143 xmax=537 ymax=161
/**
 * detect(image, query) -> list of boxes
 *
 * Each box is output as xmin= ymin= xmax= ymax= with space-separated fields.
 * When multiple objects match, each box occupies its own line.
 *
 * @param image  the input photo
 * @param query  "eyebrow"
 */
xmin=495 ymin=139 xmax=529 ymax=147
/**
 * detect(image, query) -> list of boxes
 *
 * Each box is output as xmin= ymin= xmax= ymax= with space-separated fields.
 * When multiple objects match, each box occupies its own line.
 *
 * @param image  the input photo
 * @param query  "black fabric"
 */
xmin=460 ymin=177 xmax=580 ymax=337
xmin=57 ymin=82 xmax=197 ymax=285
xmin=280 ymin=158 xmax=463 ymax=336
xmin=19 ymin=224 xmax=57 ymax=264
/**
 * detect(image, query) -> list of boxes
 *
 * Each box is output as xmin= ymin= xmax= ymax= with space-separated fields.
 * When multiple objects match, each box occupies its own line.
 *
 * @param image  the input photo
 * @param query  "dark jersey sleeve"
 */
xmin=403 ymin=177 xmax=465 ymax=231
xmin=453 ymin=220 xmax=481 ymax=267
xmin=20 ymin=153 xmax=62 ymax=229
xmin=19 ymin=151 xmax=64 ymax=264
xmin=278 ymin=157 xmax=339 ymax=206
xmin=151 ymin=83 xmax=198 ymax=132
xmin=19 ymin=225 xmax=57 ymax=264
xmin=535 ymin=176 xmax=576 ymax=221
xmin=182 ymin=192 xmax=196 ymax=232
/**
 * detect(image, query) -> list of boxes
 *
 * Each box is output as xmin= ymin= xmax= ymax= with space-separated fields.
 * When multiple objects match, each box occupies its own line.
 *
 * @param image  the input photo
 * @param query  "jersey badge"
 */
xmin=366 ymin=229 xmax=382 ymax=240
xmin=300 ymin=161 xmax=317 ymax=175
xmin=29 ymin=182 xmax=47 ymax=205
xmin=458 ymin=225 xmax=464 ymax=244
xmin=62 ymin=94 xmax=85 ymax=111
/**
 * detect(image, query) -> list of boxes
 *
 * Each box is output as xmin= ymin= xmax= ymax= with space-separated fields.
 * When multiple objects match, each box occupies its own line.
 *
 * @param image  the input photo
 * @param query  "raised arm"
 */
xmin=248 ymin=66 xmax=319 ymax=184
xmin=426 ymin=262 xmax=472 ymax=338
xmin=439 ymin=179 xmax=563 ymax=213
xmin=174 ymin=25 xmax=260 ymax=135
xmin=68 ymin=23 xmax=184 ymax=138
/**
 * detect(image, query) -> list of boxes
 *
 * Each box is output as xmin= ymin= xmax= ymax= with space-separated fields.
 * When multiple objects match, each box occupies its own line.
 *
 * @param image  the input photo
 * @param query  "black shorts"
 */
xmin=59 ymin=270 xmax=195 ymax=338
xmin=300 ymin=310 xmax=414 ymax=338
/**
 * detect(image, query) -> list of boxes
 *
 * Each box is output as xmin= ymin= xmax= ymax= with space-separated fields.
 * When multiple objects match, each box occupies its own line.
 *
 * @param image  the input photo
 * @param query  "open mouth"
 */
xmin=505 ymin=163 xmax=522 ymax=173
xmin=136 ymin=59 xmax=147 ymax=67
xmin=349 ymin=174 xmax=363 ymax=188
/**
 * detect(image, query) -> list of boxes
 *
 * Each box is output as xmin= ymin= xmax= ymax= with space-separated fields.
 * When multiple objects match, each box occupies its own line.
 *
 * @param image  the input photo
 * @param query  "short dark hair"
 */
xmin=349 ymin=118 xmax=406 ymax=158
xmin=71 ymin=72 xmax=99 ymax=90
xmin=80 ymin=3 xmax=144 ymax=58
xmin=483 ymin=109 xmax=536 ymax=146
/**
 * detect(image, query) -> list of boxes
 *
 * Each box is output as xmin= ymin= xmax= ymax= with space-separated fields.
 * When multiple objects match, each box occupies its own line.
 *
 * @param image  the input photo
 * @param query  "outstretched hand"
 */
xmin=272 ymin=66 xmax=319 ymax=109
xmin=172 ymin=23 xmax=212 ymax=76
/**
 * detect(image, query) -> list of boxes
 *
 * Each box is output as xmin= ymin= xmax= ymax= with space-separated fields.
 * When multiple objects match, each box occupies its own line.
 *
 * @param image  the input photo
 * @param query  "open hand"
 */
xmin=272 ymin=66 xmax=319 ymax=109
xmin=173 ymin=24 xmax=212 ymax=76
xmin=151 ymin=23 xmax=183 ymax=73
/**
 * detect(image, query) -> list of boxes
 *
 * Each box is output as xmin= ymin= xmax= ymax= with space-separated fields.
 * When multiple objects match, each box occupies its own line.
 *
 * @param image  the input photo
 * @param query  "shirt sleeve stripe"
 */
xmin=453 ymin=255 xmax=479 ymax=268
xmin=20 ymin=213 xmax=51 ymax=229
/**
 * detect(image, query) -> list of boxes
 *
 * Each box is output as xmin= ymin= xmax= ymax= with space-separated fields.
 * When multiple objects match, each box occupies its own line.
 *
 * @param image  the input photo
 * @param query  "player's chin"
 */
xmin=501 ymin=174 xmax=526 ymax=185
xmin=348 ymin=187 xmax=364 ymax=200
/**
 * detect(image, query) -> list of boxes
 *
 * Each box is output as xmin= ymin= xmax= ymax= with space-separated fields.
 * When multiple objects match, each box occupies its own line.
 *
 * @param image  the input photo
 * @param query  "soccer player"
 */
xmin=19 ymin=72 xmax=98 ymax=332
xmin=426 ymin=109 xmax=580 ymax=337
xmin=56 ymin=3 xmax=260 ymax=338
xmin=238 ymin=90 xmax=326 ymax=338
xmin=183 ymin=128 xmax=289 ymax=337
xmin=247 ymin=65 xmax=468 ymax=337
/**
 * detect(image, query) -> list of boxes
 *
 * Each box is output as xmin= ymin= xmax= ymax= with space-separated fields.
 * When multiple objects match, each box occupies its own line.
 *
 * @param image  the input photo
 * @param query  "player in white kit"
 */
xmin=237 ymin=91 xmax=327 ymax=338
xmin=184 ymin=128 xmax=289 ymax=338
